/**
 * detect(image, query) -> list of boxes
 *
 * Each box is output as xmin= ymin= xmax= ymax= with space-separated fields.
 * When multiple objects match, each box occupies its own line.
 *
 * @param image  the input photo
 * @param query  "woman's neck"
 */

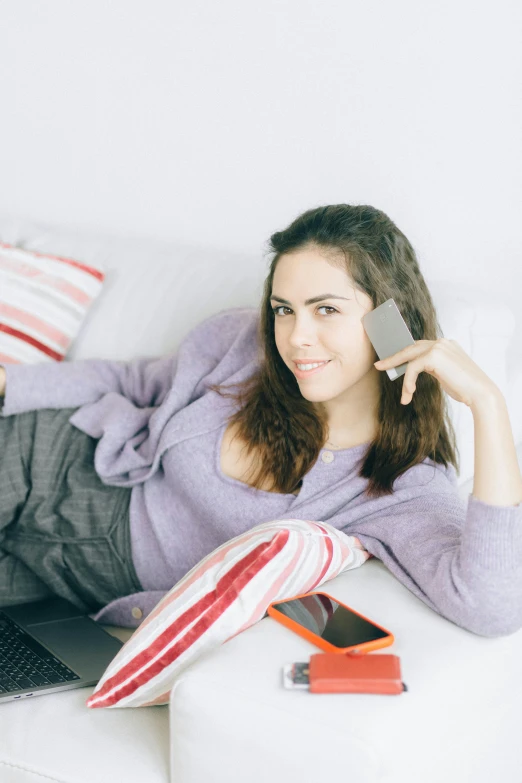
xmin=324 ymin=421 xmax=377 ymax=450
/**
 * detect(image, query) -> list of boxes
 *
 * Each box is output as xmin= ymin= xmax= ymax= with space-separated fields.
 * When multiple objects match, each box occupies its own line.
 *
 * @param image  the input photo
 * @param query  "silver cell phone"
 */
xmin=362 ymin=299 xmax=415 ymax=380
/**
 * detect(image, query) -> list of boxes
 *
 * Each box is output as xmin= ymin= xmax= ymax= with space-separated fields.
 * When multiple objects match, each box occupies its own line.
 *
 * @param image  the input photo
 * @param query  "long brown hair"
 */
xmin=208 ymin=204 xmax=459 ymax=498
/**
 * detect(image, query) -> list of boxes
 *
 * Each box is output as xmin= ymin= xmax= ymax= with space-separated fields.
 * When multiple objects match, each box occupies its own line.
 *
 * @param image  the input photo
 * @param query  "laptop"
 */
xmin=0 ymin=595 xmax=124 ymax=704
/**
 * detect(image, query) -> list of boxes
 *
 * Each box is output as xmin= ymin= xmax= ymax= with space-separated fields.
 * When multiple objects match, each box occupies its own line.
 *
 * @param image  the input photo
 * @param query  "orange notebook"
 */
xmin=308 ymin=653 xmax=407 ymax=695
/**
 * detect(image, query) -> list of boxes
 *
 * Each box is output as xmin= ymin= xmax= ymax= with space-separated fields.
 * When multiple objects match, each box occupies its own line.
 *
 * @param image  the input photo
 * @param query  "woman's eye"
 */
xmin=271 ymin=305 xmax=338 ymax=316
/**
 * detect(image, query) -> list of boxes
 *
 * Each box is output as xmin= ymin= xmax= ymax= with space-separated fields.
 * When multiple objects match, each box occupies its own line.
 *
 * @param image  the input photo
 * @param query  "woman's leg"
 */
xmin=0 ymin=550 xmax=55 ymax=607
xmin=0 ymin=407 xmax=141 ymax=612
xmin=0 ymin=409 xmax=55 ymax=605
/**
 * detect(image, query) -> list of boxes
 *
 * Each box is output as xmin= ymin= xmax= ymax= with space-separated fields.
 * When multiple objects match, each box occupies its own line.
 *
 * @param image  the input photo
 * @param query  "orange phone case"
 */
xmin=308 ymin=652 xmax=405 ymax=694
xmin=267 ymin=590 xmax=394 ymax=655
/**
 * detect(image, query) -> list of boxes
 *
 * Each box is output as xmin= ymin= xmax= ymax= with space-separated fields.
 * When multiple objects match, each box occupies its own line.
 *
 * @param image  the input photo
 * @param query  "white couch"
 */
xmin=0 ymin=214 xmax=521 ymax=783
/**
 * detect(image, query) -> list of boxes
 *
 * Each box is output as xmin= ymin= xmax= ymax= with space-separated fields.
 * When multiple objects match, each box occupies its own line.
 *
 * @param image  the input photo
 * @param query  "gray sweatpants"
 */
xmin=0 ymin=407 xmax=143 ymax=613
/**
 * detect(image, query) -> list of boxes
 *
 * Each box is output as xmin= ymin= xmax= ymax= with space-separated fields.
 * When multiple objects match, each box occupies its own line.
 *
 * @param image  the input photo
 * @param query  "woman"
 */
xmin=0 ymin=204 xmax=521 ymax=635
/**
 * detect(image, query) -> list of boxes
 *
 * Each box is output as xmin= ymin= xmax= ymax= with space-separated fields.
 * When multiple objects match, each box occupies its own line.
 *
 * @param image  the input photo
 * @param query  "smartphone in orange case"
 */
xmin=283 ymin=653 xmax=407 ymax=695
xmin=267 ymin=590 xmax=394 ymax=655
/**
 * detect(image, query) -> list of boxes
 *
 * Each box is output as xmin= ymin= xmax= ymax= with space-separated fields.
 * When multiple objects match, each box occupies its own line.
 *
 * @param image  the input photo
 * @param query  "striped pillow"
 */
xmin=86 ymin=518 xmax=371 ymax=709
xmin=0 ymin=242 xmax=105 ymax=364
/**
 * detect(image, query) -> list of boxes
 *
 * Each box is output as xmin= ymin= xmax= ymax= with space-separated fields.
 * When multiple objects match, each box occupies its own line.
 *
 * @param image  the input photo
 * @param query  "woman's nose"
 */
xmin=288 ymin=320 xmax=318 ymax=345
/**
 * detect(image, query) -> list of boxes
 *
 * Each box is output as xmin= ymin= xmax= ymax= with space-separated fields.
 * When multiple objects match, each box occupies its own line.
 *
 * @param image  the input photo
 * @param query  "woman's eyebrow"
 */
xmin=270 ymin=294 xmax=350 ymax=305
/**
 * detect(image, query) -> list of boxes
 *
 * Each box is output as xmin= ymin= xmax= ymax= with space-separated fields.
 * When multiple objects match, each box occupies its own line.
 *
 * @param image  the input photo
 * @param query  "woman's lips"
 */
xmin=293 ymin=360 xmax=332 ymax=379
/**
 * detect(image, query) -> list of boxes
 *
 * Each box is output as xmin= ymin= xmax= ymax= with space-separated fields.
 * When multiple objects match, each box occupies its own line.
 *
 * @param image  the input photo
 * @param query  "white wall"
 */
xmin=1 ymin=0 xmax=521 ymax=355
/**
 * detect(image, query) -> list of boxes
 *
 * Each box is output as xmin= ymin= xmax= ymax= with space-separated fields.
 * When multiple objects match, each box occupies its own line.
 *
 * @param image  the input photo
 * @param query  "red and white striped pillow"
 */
xmin=0 ymin=242 xmax=105 ymax=364
xmin=86 ymin=518 xmax=371 ymax=709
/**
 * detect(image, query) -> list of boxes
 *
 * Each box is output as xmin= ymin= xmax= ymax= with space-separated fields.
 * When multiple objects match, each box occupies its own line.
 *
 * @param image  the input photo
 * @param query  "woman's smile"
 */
xmin=293 ymin=360 xmax=332 ymax=379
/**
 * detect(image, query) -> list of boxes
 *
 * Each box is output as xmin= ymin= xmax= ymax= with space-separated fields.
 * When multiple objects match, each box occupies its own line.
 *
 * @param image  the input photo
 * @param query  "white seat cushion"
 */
xmin=0 ymin=648 xmax=169 ymax=783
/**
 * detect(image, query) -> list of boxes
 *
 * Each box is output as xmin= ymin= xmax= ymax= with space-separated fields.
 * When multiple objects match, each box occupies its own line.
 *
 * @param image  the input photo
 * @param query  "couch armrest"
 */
xmin=168 ymin=559 xmax=522 ymax=783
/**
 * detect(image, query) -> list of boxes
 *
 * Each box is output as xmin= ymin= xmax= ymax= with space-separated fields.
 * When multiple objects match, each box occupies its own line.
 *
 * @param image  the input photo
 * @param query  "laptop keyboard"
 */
xmin=0 ymin=612 xmax=81 ymax=693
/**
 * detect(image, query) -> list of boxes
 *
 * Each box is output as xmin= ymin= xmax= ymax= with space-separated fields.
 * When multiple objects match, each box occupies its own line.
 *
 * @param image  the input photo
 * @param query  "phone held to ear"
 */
xmin=362 ymin=298 xmax=415 ymax=381
xmin=267 ymin=591 xmax=407 ymax=695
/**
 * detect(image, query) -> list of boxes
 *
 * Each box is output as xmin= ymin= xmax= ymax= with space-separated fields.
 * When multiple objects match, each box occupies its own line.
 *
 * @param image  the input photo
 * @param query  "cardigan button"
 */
xmin=131 ymin=606 xmax=143 ymax=619
xmin=321 ymin=450 xmax=334 ymax=463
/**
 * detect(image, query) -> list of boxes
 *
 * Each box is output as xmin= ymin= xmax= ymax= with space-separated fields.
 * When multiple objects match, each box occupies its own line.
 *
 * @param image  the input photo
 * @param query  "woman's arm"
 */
xmin=0 ymin=354 xmax=178 ymax=417
xmin=0 ymin=307 xmax=259 ymax=418
xmin=470 ymin=387 xmax=522 ymax=507
xmin=374 ymin=337 xmax=522 ymax=507
xmin=350 ymin=484 xmax=522 ymax=638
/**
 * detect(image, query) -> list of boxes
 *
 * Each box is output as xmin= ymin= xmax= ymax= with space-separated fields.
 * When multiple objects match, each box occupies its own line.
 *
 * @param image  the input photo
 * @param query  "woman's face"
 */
xmin=270 ymin=248 xmax=379 ymax=407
